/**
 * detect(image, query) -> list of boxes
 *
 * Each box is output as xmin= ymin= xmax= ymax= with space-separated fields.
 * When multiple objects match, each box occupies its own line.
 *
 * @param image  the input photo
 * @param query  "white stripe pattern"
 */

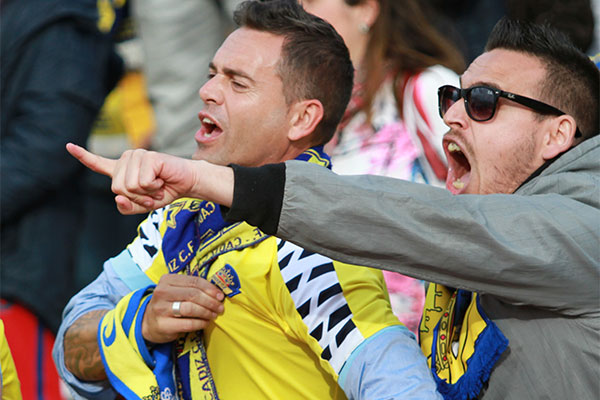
xmin=127 ymin=208 xmax=165 ymax=272
xmin=276 ymin=239 xmax=364 ymax=373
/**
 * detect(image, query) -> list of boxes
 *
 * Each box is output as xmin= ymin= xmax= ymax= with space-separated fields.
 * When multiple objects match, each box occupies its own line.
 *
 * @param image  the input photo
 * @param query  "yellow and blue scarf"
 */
xmin=98 ymin=286 xmax=180 ymax=399
xmin=99 ymin=147 xmax=331 ymax=399
xmin=419 ymin=284 xmax=508 ymax=400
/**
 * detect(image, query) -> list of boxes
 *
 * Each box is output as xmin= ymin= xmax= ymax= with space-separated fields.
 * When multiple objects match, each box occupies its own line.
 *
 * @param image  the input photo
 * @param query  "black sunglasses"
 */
xmin=438 ymin=85 xmax=582 ymax=138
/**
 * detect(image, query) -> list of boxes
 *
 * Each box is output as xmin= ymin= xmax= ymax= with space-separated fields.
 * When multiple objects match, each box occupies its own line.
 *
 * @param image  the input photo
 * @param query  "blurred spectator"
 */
xmin=506 ymin=0 xmax=594 ymax=53
xmin=425 ymin=0 xmax=506 ymax=64
xmin=590 ymin=0 xmax=600 ymax=56
xmin=301 ymin=0 xmax=464 ymax=333
xmin=0 ymin=0 xmax=122 ymax=397
xmin=74 ymin=2 xmax=153 ymax=289
xmin=426 ymin=0 xmax=595 ymax=62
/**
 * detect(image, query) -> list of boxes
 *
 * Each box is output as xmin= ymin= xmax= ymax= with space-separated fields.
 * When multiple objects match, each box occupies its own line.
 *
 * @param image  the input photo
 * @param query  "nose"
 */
xmin=199 ymin=75 xmax=224 ymax=105
xmin=442 ymin=97 xmax=469 ymax=132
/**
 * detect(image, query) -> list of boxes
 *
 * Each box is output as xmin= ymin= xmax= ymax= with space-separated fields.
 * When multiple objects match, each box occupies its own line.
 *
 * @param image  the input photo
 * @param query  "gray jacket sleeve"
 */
xmin=276 ymin=140 xmax=599 ymax=317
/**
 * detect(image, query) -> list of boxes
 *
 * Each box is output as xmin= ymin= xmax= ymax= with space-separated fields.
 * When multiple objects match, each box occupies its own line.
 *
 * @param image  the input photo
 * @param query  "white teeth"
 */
xmin=203 ymin=132 xmax=212 ymax=137
xmin=452 ymin=179 xmax=464 ymax=189
xmin=202 ymin=117 xmax=215 ymax=125
xmin=448 ymin=142 xmax=461 ymax=152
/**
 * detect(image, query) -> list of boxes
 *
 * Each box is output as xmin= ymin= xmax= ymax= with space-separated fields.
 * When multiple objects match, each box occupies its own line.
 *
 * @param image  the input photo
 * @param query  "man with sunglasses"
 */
xmin=67 ymin=18 xmax=599 ymax=399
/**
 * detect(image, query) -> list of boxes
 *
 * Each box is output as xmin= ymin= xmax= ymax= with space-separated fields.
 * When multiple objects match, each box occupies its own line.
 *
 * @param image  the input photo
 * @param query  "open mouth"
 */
xmin=444 ymin=140 xmax=471 ymax=194
xmin=195 ymin=114 xmax=223 ymax=142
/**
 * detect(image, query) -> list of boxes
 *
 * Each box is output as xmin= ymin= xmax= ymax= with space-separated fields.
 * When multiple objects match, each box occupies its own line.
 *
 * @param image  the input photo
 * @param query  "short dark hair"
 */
xmin=234 ymin=0 xmax=354 ymax=145
xmin=485 ymin=18 xmax=599 ymax=141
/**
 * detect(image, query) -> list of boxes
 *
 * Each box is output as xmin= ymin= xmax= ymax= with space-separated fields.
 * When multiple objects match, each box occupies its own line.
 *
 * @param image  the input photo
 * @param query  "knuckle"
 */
xmin=158 ymin=274 xmax=176 ymax=284
xmin=187 ymin=276 xmax=202 ymax=288
xmin=125 ymin=180 xmax=139 ymax=192
xmin=196 ymin=320 xmax=209 ymax=330
xmin=180 ymin=318 xmax=200 ymax=332
xmin=110 ymin=182 xmax=121 ymax=194
xmin=139 ymin=177 xmax=151 ymax=188
xmin=153 ymin=284 xmax=170 ymax=298
xmin=182 ymin=291 xmax=197 ymax=302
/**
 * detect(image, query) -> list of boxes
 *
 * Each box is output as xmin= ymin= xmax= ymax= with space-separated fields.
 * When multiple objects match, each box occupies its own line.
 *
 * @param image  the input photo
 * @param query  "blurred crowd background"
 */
xmin=1 ymin=0 xmax=598 ymax=398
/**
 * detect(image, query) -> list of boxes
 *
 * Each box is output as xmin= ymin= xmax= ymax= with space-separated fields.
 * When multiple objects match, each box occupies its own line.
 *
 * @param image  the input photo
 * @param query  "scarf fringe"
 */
xmin=433 ymin=300 xmax=508 ymax=400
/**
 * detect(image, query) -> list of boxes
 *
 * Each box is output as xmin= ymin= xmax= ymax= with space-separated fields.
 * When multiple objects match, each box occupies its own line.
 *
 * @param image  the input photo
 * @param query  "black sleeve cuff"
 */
xmin=220 ymin=163 xmax=286 ymax=235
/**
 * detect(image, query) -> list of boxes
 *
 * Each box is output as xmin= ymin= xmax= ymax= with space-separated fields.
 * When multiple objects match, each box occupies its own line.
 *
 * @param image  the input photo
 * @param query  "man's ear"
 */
xmin=287 ymin=99 xmax=324 ymax=142
xmin=541 ymin=115 xmax=577 ymax=160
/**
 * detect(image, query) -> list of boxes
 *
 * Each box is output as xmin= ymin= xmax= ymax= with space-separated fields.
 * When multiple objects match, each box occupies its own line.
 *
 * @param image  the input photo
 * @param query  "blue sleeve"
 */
xmin=338 ymin=325 xmax=442 ymax=400
xmin=52 ymin=250 xmax=151 ymax=399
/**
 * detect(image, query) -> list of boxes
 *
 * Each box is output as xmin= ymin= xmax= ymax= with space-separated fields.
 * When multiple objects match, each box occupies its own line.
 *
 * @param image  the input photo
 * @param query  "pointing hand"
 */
xmin=66 ymin=143 xmax=199 ymax=214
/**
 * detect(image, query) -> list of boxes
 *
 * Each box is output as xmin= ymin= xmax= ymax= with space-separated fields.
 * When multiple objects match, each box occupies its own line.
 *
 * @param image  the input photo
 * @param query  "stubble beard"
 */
xmin=484 ymin=129 xmax=539 ymax=195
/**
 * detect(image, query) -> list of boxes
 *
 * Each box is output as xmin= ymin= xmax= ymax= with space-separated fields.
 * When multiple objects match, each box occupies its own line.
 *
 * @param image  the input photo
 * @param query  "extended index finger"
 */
xmin=66 ymin=143 xmax=116 ymax=177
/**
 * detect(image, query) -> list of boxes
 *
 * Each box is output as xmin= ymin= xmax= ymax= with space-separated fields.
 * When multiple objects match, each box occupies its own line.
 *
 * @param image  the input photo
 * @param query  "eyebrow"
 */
xmin=459 ymin=77 xmax=502 ymax=90
xmin=209 ymin=62 xmax=256 ymax=84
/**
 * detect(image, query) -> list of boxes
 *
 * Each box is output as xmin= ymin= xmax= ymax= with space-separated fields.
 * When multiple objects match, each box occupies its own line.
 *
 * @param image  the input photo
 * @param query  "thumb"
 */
xmin=66 ymin=143 xmax=116 ymax=177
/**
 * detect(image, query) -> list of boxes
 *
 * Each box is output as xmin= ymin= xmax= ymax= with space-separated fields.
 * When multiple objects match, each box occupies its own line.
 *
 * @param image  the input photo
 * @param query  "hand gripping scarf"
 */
xmin=419 ymin=284 xmax=509 ymax=400
xmin=99 ymin=147 xmax=331 ymax=400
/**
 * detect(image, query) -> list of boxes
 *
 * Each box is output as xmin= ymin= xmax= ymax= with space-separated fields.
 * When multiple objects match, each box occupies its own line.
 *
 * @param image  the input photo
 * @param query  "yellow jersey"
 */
xmin=123 ymin=198 xmax=402 ymax=399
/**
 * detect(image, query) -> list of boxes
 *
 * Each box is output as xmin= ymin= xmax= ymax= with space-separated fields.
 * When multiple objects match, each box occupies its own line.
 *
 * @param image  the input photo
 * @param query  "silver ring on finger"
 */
xmin=172 ymin=301 xmax=183 ymax=318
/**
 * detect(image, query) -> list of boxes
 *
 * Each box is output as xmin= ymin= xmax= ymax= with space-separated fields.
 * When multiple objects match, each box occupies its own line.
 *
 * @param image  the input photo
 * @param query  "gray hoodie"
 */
xmin=228 ymin=135 xmax=600 ymax=399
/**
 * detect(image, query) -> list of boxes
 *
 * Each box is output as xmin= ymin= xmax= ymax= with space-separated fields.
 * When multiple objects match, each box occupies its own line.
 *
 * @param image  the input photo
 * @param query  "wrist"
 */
xmin=191 ymin=160 xmax=234 ymax=207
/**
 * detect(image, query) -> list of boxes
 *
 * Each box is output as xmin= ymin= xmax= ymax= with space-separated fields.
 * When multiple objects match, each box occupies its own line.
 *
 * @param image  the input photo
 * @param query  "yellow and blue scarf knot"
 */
xmin=99 ymin=147 xmax=331 ymax=399
xmin=419 ymin=284 xmax=508 ymax=400
xmin=161 ymin=145 xmax=331 ymax=277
